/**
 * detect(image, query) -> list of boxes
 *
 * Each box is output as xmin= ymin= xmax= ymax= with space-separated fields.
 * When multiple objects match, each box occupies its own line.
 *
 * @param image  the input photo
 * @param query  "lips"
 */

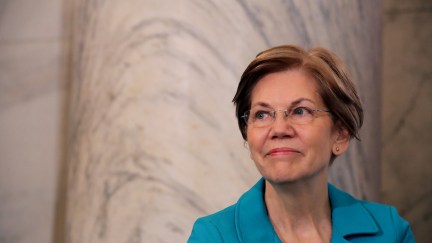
xmin=267 ymin=147 xmax=300 ymax=156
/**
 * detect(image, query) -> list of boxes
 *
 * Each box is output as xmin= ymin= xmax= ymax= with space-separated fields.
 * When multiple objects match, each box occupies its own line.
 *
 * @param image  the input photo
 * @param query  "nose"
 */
xmin=270 ymin=111 xmax=295 ymax=139
xmin=274 ymin=110 xmax=289 ymax=120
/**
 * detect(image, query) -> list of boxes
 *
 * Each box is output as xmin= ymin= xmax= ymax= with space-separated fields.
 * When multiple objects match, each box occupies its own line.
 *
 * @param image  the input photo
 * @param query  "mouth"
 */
xmin=267 ymin=147 xmax=300 ymax=156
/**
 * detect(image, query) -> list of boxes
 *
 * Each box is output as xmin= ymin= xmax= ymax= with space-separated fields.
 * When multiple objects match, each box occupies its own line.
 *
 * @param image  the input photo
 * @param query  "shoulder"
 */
xmin=188 ymin=204 xmax=238 ymax=243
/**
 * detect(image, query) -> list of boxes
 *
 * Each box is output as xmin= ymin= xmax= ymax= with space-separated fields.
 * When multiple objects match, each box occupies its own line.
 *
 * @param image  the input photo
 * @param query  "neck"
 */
xmin=264 ymin=174 xmax=332 ymax=242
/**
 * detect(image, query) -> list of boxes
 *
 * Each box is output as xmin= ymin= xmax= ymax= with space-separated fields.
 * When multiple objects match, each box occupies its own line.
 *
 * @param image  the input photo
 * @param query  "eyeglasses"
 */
xmin=242 ymin=107 xmax=331 ymax=128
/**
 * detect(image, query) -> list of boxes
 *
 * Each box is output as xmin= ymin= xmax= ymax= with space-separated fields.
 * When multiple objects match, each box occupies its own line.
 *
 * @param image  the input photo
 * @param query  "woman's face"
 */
xmin=246 ymin=69 xmax=349 ymax=185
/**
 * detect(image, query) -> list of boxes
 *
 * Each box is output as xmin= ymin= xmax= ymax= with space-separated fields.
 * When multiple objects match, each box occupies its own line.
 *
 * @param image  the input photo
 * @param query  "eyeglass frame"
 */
xmin=241 ymin=107 xmax=331 ymax=127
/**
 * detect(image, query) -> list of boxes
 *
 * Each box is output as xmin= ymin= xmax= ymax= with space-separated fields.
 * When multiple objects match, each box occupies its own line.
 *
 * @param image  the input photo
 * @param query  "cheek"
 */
xmin=301 ymin=126 xmax=334 ymax=152
xmin=246 ymin=128 xmax=266 ymax=153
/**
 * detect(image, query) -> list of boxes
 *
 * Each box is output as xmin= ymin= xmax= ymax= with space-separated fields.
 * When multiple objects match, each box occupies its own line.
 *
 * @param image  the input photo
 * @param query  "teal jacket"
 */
xmin=188 ymin=178 xmax=415 ymax=242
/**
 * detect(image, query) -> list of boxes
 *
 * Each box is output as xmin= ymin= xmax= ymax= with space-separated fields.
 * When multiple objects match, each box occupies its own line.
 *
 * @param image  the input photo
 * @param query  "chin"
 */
xmin=266 ymin=167 xmax=329 ymax=187
xmin=263 ymin=171 xmax=304 ymax=185
xmin=256 ymin=161 xmax=303 ymax=184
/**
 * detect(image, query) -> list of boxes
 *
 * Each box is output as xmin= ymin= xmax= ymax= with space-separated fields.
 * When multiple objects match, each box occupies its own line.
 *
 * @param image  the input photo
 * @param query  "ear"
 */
xmin=332 ymin=126 xmax=350 ymax=156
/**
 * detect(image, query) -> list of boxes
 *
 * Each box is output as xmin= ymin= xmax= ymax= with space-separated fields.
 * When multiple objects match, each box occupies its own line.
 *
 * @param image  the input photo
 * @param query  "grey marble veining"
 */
xmin=66 ymin=0 xmax=382 ymax=242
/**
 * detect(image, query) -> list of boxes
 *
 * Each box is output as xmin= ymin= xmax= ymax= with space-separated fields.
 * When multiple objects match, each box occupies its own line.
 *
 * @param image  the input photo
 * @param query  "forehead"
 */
xmin=251 ymin=69 xmax=323 ymax=106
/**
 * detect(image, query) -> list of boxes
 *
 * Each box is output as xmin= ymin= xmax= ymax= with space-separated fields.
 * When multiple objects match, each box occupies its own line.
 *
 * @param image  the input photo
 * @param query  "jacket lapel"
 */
xmin=329 ymin=184 xmax=380 ymax=241
xmin=235 ymin=178 xmax=280 ymax=242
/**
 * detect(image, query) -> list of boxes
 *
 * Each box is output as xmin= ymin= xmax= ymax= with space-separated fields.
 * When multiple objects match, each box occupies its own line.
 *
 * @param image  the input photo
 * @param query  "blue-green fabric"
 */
xmin=188 ymin=178 xmax=415 ymax=242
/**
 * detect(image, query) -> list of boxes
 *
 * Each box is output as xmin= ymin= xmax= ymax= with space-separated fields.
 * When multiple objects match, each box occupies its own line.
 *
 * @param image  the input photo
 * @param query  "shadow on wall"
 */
xmin=52 ymin=1 xmax=73 ymax=242
xmin=381 ymin=0 xmax=432 ymax=242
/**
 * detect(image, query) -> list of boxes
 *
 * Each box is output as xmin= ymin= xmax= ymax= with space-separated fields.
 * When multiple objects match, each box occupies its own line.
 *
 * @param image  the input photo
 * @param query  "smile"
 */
xmin=267 ymin=147 xmax=300 ymax=156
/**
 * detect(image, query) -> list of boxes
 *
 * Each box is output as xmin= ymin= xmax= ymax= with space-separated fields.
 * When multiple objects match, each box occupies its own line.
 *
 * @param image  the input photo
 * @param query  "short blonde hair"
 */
xmin=233 ymin=45 xmax=363 ymax=140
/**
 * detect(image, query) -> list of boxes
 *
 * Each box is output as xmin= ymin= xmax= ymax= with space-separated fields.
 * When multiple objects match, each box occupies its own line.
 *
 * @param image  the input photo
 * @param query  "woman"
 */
xmin=188 ymin=45 xmax=415 ymax=242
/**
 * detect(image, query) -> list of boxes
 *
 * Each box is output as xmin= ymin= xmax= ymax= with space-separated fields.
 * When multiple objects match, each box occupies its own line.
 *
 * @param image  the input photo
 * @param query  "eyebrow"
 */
xmin=251 ymin=98 xmax=316 ymax=109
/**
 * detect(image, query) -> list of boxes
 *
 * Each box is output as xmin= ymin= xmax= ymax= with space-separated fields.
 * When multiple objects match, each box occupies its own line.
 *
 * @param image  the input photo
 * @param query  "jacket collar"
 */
xmin=328 ymin=183 xmax=380 ymax=240
xmin=235 ymin=178 xmax=278 ymax=242
xmin=234 ymin=178 xmax=379 ymax=242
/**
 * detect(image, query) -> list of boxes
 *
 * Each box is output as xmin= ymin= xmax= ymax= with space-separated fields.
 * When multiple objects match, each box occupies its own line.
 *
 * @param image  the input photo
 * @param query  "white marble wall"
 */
xmin=66 ymin=0 xmax=382 ymax=242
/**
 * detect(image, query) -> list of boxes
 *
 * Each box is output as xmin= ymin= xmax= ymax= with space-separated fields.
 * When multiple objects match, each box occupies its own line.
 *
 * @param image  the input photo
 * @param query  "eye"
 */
xmin=291 ymin=107 xmax=312 ymax=116
xmin=253 ymin=110 xmax=271 ymax=120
